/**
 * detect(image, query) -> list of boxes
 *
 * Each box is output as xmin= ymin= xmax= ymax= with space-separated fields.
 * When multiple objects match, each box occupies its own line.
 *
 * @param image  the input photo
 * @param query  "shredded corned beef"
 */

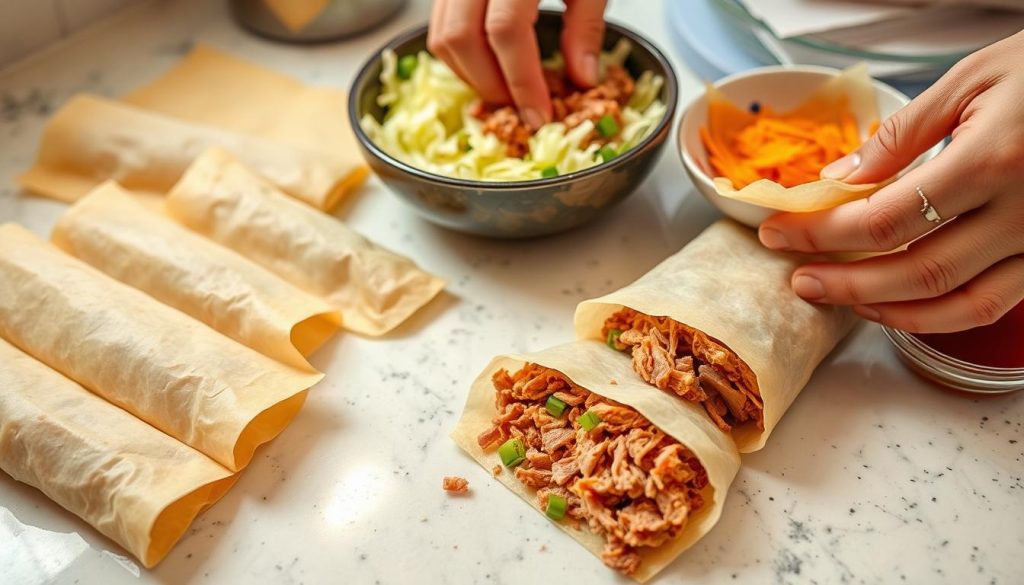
xmin=443 ymin=476 xmax=470 ymax=494
xmin=603 ymin=308 xmax=765 ymax=432
xmin=478 ymin=363 xmax=708 ymax=576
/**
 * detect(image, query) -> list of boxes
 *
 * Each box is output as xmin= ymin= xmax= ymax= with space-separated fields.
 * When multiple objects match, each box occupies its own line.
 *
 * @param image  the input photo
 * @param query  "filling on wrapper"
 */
xmin=603 ymin=308 xmax=764 ymax=433
xmin=478 ymin=363 xmax=708 ymax=576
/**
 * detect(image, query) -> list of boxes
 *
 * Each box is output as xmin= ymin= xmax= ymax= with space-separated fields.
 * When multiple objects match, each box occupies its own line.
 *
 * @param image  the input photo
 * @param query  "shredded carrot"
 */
xmin=701 ymin=95 xmax=873 ymax=189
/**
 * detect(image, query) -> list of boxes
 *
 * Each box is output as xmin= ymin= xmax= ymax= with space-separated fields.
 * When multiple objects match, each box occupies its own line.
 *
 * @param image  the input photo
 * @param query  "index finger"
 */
xmin=484 ymin=0 xmax=551 ymax=127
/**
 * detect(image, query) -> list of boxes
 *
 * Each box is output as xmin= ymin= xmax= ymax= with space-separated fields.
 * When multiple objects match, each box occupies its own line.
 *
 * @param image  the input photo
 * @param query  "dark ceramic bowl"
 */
xmin=348 ymin=10 xmax=678 ymax=238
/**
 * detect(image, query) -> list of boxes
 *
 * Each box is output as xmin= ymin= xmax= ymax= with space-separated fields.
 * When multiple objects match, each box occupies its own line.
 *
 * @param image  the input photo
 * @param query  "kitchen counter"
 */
xmin=0 ymin=1 xmax=1020 ymax=583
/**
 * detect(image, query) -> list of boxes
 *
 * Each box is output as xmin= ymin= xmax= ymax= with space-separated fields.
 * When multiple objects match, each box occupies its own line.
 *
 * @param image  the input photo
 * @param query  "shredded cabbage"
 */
xmin=361 ymin=41 xmax=665 ymax=182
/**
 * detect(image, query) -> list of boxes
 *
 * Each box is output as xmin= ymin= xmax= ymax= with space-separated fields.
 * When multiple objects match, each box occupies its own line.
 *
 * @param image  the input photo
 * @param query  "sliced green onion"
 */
xmin=606 ymin=328 xmax=623 ymax=349
xmin=540 ymin=166 xmax=559 ymax=178
xmin=457 ymin=132 xmax=472 ymax=152
xmin=545 ymin=494 xmax=568 ymax=521
xmin=498 ymin=438 xmax=526 ymax=468
xmin=397 ymin=54 xmax=418 ymax=80
xmin=597 ymin=145 xmax=618 ymax=163
xmin=578 ymin=409 xmax=602 ymax=432
xmin=596 ymin=114 xmax=620 ymax=138
xmin=545 ymin=395 xmax=568 ymax=418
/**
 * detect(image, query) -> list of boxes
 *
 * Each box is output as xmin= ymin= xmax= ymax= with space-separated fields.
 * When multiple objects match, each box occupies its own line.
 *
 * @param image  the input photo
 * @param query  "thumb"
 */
xmin=561 ymin=0 xmax=607 ymax=88
xmin=821 ymin=71 xmax=965 ymax=184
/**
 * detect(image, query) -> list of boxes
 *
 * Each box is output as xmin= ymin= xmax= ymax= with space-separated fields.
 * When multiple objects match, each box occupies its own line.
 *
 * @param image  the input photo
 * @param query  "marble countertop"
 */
xmin=1 ymin=1 xmax=1021 ymax=583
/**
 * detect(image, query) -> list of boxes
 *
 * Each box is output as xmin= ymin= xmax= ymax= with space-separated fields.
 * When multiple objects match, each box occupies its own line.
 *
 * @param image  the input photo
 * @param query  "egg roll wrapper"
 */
xmin=575 ymin=220 xmax=856 ymax=452
xmin=18 ymin=94 xmax=362 ymax=211
xmin=51 ymin=182 xmax=341 ymax=370
xmin=0 ymin=224 xmax=322 ymax=471
xmin=258 ymin=0 xmax=329 ymax=32
xmin=452 ymin=341 xmax=740 ymax=583
xmin=0 ymin=338 xmax=237 ymax=568
xmin=165 ymin=148 xmax=445 ymax=336
xmin=706 ymin=64 xmax=883 ymax=212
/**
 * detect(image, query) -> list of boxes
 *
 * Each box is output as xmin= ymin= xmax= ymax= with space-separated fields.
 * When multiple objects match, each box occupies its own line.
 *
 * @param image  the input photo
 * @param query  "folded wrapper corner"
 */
xmin=704 ymin=63 xmax=883 ymax=213
xmin=575 ymin=220 xmax=857 ymax=452
xmin=452 ymin=341 xmax=740 ymax=583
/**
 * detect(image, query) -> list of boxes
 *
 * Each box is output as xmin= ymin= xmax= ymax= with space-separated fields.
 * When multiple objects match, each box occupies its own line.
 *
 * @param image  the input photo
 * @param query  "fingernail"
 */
xmin=521 ymin=108 xmax=544 ymax=130
xmin=854 ymin=304 xmax=881 ymax=322
xmin=582 ymin=52 xmax=598 ymax=86
xmin=793 ymin=274 xmax=826 ymax=301
xmin=759 ymin=227 xmax=790 ymax=250
xmin=821 ymin=152 xmax=861 ymax=181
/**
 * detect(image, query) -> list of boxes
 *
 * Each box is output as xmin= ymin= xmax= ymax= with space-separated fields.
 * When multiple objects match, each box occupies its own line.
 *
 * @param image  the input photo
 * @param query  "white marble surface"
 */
xmin=0 ymin=1 xmax=1021 ymax=584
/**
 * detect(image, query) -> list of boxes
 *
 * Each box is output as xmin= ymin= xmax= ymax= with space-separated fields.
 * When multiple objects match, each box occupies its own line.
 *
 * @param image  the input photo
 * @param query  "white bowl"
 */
xmin=678 ymin=65 xmax=944 ymax=228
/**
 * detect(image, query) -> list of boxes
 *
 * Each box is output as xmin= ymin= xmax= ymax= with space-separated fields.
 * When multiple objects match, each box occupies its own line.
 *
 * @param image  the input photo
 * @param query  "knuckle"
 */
xmin=910 ymin=255 xmax=959 ymax=297
xmin=485 ymin=11 xmax=521 ymax=43
xmin=862 ymin=204 xmax=904 ymax=250
xmin=873 ymin=115 xmax=905 ymax=159
xmin=970 ymin=290 xmax=1008 ymax=326
xmin=439 ymin=23 xmax=478 ymax=52
xmin=840 ymin=275 xmax=864 ymax=305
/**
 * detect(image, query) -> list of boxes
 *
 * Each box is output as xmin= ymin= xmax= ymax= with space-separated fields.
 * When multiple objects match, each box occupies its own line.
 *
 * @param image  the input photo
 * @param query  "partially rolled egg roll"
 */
xmin=452 ymin=341 xmax=739 ymax=582
xmin=0 ymin=337 xmax=237 ymax=568
xmin=575 ymin=220 xmax=856 ymax=452
xmin=0 ymin=224 xmax=322 ymax=471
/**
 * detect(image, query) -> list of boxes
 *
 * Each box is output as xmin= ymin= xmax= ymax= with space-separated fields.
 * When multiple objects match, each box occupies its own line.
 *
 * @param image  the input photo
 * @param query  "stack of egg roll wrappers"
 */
xmin=0 ymin=152 xmax=443 ymax=566
xmin=19 ymin=45 xmax=367 ymax=211
xmin=454 ymin=220 xmax=856 ymax=580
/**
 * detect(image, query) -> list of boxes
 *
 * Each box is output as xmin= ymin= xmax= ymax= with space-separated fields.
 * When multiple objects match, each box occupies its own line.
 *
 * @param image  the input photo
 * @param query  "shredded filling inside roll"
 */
xmin=603 ymin=308 xmax=765 ymax=432
xmin=478 ymin=363 xmax=708 ymax=576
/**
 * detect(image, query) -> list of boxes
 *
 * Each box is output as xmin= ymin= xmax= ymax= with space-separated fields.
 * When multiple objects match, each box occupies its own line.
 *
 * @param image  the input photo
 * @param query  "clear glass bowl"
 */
xmin=883 ymin=327 xmax=1024 ymax=394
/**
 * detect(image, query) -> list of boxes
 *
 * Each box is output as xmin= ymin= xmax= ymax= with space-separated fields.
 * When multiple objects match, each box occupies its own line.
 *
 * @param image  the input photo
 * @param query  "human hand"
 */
xmin=758 ymin=31 xmax=1024 ymax=333
xmin=427 ymin=0 xmax=608 ymax=129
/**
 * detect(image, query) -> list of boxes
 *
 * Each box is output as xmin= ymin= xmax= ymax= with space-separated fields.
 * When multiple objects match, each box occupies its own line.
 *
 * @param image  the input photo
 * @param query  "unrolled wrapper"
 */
xmin=452 ymin=341 xmax=740 ymax=582
xmin=51 ymin=182 xmax=341 ymax=370
xmin=18 ymin=94 xmax=364 ymax=211
xmin=0 ymin=223 xmax=322 ymax=471
xmin=575 ymin=220 xmax=857 ymax=452
xmin=165 ymin=148 xmax=445 ymax=336
xmin=0 ymin=337 xmax=237 ymax=568
xmin=705 ymin=64 xmax=882 ymax=212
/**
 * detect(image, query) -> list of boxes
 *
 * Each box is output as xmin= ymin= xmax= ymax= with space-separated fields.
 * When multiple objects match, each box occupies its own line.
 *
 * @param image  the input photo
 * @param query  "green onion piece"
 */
xmin=546 ymin=494 xmax=568 ymax=521
xmin=596 ymin=114 xmax=620 ymax=138
xmin=597 ymin=145 xmax=618 ymax=163
xmin=498 ymin=438 xmax=526 ymax=468
xmin=545 ymin=395 xmax=568 ymax=418
xmin=606 ymin=328 xmax=623 ymax=349
xmin=397 ymin=55 xmax=418 ymax=80
xmin=540 ymin=166 xmax=559 ymax=178
xmin=578 ymin=409 xmax=602 ymax=432
xmin=457 ymin=133 xmax=472 ymax=152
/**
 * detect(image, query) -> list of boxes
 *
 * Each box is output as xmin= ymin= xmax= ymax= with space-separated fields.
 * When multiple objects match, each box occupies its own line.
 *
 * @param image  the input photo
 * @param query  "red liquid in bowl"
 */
xmin=912 ymin=301 xmax=1024 ymax=369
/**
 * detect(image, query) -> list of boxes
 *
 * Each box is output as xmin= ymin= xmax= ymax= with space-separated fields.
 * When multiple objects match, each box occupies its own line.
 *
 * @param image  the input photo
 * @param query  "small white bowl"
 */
xmin=678 ymin=65 xmax=944 ymax=228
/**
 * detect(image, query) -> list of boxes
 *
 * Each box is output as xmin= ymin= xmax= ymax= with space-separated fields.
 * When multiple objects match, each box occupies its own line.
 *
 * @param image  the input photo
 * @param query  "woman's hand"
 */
xmin=758 ymin=31 xmax=1024 ymax=334
xmin=427 ymin=0 xmax=608 ymax=129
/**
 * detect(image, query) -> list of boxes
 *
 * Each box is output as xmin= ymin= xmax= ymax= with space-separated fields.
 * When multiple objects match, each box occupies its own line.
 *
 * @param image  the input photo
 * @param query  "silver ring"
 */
xmin=916 ymin=186 xmax=942 ymax=224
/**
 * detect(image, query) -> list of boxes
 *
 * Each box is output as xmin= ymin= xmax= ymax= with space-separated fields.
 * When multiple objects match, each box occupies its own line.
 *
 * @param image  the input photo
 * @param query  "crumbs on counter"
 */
xmin=443 ymin=476 xmax=470 ymax=494
xmin=492 ymin=464 xmax=502 ymax=476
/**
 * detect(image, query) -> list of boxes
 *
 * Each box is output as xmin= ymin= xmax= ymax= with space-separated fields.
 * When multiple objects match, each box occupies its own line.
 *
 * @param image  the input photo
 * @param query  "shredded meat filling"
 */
xmin=604 ymin=308 xmax=765 ymax=433
xmin=443 ymin=476 xmax=470 ymax=494
xmin=478 ymin=363 xmax=708 ymax=576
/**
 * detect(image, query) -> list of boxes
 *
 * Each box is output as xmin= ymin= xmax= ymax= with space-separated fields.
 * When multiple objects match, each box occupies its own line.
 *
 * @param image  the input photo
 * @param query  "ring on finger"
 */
xmin=916 ymin=186 xmax=943 ymax=224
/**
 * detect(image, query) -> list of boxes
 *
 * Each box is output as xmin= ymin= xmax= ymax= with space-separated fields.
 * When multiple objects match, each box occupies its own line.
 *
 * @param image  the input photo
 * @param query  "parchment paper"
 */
xmin=0 ymin=337 xmax=237 ymax=568
xmin=165 ymin=148 xmax=445 ymax=336
xmin=0 ymin=223 xmax=323 ymax=471
xmin=51 ymin=182 xmax=341 ymax=370
xmin=574 ymin=220 xmax=857 ymax=452
xmin=452 ymin=341 xmax=740 ymax=583
xmin=18 ymin=94 xmax=363 ymax=211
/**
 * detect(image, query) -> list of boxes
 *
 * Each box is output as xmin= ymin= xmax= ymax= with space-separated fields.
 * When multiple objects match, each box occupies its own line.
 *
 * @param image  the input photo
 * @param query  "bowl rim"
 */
xmin=347 ymin=8 xmax=679 ymax=192
xmin=677 ymin=64 xmax=920 ymax=192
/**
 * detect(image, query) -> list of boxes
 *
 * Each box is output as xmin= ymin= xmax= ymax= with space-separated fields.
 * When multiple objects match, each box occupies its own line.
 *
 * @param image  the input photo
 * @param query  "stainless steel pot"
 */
xmin=231 ymin=0 xmax=407 ymax=43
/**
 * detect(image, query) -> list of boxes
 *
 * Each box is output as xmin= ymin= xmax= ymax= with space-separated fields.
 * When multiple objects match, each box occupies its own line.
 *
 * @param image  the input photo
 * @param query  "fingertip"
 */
xmin=758 ymin=225 xmax=791 ymax=251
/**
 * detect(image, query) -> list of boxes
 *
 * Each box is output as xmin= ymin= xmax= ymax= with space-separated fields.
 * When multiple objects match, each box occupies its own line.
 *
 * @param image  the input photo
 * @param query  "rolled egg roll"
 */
xmin=452 ymin=341 xmax=739 ymax=582
xmin=51 ymin=181 xmax=340 ymax=370
xmin=575 ymin=220 xmax=856 ymax=452
xmin=165 ymin=148 xmax=445 ymax=336
xmin=0 ymin=223 xmax=322 ymax=471
xmin=0 ymin=337 xmax=237 ymax=568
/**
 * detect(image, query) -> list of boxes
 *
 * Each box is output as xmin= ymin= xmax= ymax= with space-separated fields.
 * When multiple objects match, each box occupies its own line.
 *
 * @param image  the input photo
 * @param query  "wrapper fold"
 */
xmin=51 ymin=182 xmax=341 ymax=370
xmin=452 ymin=341 xmax=740 ymax=582
xmin=705 ymin=64 xmax=883 ymax=212
xmin=0 ymin=338 xmax=237 ymax=568
xmin=165 ymin=148 xmax=445 ymax=336
xmin=18 ymin=94 xmax=363 ymax=211
xmin=575 ymin=220 xmax=856 ymax=452
xmin=0 ymin=223 xmax=322 ymax=471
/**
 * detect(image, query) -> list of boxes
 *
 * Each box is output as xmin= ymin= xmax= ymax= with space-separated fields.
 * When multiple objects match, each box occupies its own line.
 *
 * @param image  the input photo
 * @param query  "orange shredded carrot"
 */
xmin=701 ymin=95 xmax=874 ymax=189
